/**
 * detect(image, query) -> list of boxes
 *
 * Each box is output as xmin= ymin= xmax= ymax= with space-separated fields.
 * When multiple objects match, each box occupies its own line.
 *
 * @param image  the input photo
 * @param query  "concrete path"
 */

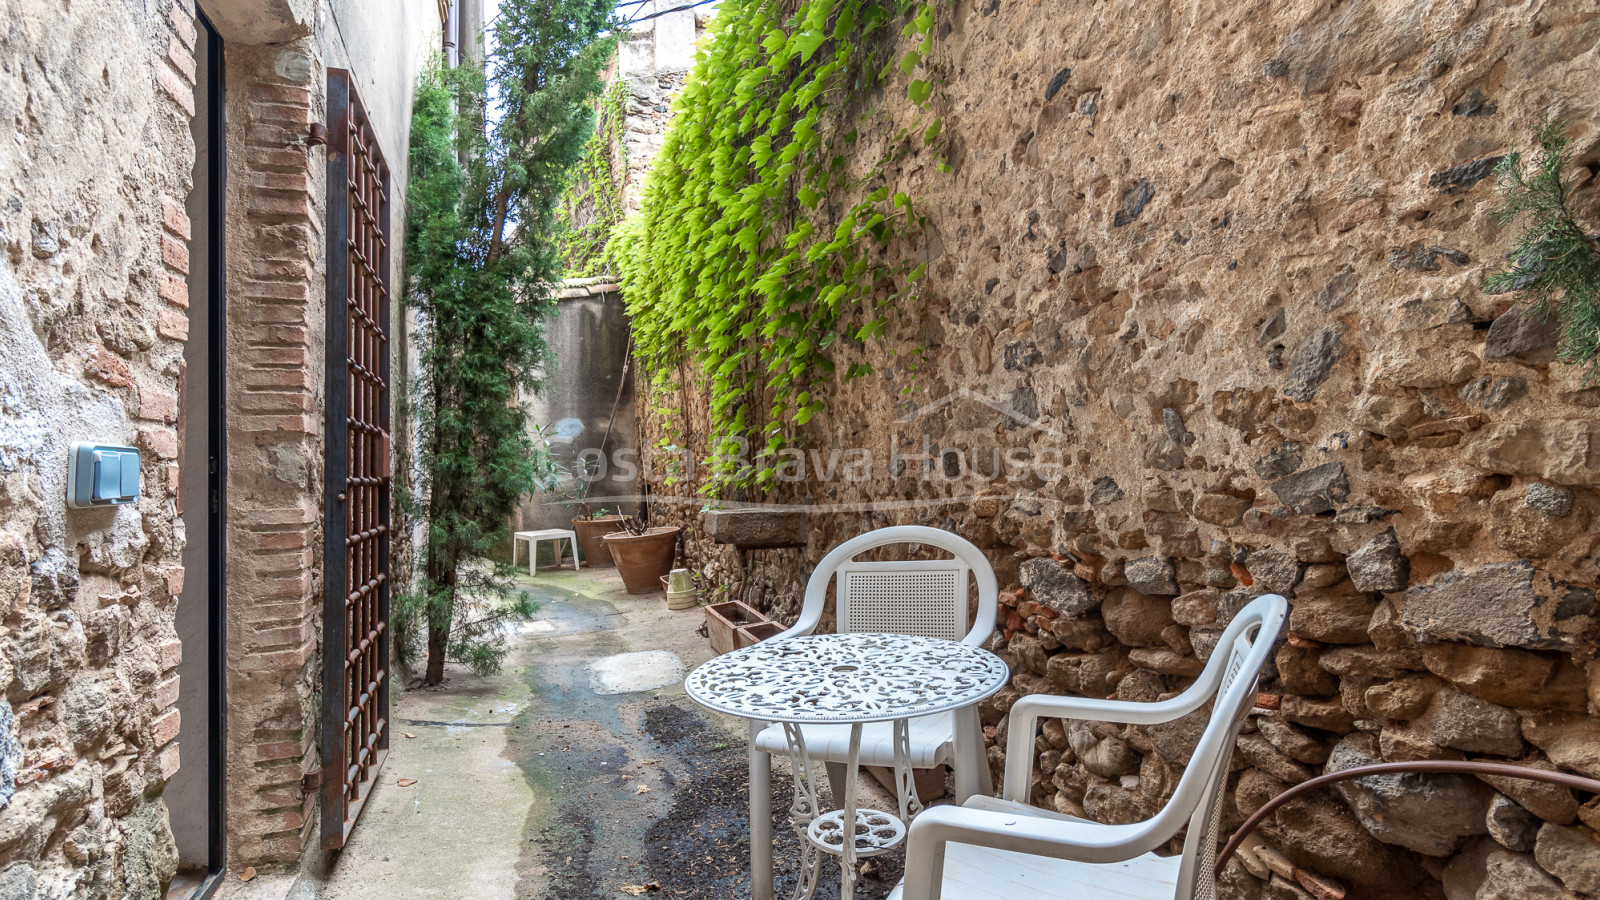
xmin=218 ymin=567 xmax=904 ymax=900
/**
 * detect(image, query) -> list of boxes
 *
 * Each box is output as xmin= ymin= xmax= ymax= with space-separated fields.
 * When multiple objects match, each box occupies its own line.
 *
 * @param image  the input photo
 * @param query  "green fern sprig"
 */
xmin=1483 ymin=114 xmax=1600 ymax=380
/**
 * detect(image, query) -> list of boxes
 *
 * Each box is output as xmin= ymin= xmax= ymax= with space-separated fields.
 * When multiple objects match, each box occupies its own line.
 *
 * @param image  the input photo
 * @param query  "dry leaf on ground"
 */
xmin=397 ymin=778 xmax=417 ymax=786
xmin=238 ymin=867 xmax=256 ymax=882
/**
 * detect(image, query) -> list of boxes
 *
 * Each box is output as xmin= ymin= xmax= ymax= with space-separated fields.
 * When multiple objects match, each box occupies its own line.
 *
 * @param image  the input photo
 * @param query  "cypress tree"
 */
xmin=402 ymin=0 xmax=615 ymax=685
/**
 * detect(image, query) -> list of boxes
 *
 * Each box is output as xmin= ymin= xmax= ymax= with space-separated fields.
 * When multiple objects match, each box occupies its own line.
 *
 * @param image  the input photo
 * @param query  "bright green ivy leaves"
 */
xmin=613 ymin=0 xmax=945 ymax=492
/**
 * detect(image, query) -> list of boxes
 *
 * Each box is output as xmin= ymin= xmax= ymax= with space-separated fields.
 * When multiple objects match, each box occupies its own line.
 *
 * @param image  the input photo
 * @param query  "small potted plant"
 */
xmin=561 ymin=449 xmax=622 ymax=567
xmin=602 ymin=515 xmax=681 ymax=594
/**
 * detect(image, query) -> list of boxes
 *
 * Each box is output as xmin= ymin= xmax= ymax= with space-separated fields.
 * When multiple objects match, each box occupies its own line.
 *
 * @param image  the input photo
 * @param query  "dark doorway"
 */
xmin=168 ymin=10 xmax=227 ymax=898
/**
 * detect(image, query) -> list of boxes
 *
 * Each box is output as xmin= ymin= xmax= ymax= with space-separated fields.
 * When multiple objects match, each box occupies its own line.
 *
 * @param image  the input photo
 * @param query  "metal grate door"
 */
xmin=321 ymin=68 xmax=393 ymax=851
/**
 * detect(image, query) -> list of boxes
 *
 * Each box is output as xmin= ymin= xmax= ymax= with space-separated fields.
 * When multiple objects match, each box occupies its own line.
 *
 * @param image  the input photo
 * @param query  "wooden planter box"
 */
xmin=735 ymin=621 xmax=784 ymax=648
xmin=864 ymin=764 xmax=948 ymax=803
xmin=705 ymin=600 xmax=768 ymax=655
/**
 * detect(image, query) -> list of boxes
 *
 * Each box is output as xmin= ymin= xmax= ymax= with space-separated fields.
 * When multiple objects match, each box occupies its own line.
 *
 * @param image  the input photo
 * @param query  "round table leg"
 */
xmin=751 ymin=721 xmax=774 ymax=900
xmin=838 ymin=723 xmax=863 ymax=899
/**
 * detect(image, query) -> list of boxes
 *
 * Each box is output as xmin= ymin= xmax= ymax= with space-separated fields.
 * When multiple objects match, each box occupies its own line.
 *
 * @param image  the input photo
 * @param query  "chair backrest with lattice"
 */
xmin=784 ymin=525 xmax=999 ymax=648
xmin=838 ymin=559 xmax=970 ymax=640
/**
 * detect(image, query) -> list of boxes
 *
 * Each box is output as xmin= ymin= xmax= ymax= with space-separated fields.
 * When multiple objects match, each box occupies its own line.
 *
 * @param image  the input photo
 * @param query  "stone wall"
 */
xmin=0 ymin=0 xmax=199 ymax=894
xmin=638 ymin=1 xmax=1600 ymax=898
xmin=0 ymin=0 xmax=438 ymax=891
xmin=616 ymin=5 xmax=705 ymax=213
xmin=618 ymin=71 xmax=689 ymax=215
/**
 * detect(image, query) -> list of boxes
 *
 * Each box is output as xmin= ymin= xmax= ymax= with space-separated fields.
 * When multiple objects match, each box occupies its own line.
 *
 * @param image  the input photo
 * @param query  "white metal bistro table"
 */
xmin=685 ymin=633 xmax=1010 ymax=900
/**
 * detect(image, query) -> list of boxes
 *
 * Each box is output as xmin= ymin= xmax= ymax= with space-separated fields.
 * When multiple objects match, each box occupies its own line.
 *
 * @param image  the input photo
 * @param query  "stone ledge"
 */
xmin=702 ymin=508 xmax=809 ymax=549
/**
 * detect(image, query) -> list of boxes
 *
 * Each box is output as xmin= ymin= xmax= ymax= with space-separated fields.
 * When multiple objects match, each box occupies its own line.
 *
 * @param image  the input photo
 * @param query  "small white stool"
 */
xmin=512 ymin=529 xmax=581 ymax=575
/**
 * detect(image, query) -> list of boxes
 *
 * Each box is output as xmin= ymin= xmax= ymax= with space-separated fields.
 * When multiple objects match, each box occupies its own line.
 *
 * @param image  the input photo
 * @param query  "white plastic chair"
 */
xmin=889 ymin=593 xmax=1288 ymax=900
xmin=747 ymin=525 xmax=1000 ymax=900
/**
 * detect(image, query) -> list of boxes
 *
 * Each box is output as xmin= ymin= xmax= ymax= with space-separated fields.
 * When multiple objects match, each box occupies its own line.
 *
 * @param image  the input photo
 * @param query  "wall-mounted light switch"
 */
xmin=67 ymin=442 xmax=141 ymax=509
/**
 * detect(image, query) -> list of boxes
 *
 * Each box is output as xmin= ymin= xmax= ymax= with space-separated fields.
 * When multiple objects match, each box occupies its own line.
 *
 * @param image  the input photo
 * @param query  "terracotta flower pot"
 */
xmin=572 ymin=516 xmax=625 ymax=567
xmin=602 ymin=526 xmax=681 ymax=594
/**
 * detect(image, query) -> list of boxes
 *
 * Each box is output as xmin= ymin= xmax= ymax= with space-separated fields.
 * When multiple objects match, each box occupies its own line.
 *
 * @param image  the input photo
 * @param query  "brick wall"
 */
xmin=221 ymin=40 xmax=328 ymax=869
xmin=153 ymin=0 xmax=198 ymax=814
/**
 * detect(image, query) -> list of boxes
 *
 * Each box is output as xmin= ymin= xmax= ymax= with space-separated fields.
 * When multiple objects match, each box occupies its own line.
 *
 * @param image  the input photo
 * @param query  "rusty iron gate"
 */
xmin=321 ymin=68 xmax=393 ymax=850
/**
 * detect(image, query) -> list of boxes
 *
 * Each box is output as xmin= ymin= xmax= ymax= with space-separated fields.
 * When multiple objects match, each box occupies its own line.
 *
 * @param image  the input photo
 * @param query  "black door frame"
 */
xmin=202 ymin=3 xmax=228 ymax=879
xmin=189 ymin=8 xmax=229 ymax=898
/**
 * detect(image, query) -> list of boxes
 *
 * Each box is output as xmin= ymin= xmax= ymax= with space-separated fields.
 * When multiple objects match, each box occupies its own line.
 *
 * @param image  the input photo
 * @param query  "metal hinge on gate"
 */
xmin=301 ymin=768 xmax=322 ymax=793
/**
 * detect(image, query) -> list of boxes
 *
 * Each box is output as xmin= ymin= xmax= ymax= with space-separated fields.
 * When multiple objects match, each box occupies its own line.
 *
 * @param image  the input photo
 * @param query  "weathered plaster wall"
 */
xmin=0 ymin=0 xmax=200 ymax=895
xmin=643 ymin=1 xmax=1600 ymax=898
xmin=518 ymin=284 xmax=639 ymax=535
xmin=322 ymin=0 xmax=438 ymax=198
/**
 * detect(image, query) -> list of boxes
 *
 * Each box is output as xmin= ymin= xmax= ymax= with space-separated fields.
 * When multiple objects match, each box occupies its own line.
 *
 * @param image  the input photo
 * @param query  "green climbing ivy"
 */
xmin=1484 ymin=114 xmax=1600 ymax=381
xmin=612 ymin=0 xmax=948 ymax=493
xmin=560 ymin=77 xmax=630 ymax=276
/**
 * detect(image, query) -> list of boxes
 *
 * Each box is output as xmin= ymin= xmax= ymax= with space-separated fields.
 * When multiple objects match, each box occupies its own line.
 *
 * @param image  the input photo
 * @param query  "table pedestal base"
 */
xmin=780 ymin=721 xmax=922 ymax=900
xmin=806 ymin=808 xmax=906 ymax=856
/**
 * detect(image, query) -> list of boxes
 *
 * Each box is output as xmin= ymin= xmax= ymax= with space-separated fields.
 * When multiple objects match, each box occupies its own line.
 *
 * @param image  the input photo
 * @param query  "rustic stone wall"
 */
xmin=617 ymin=8 xmax=706 ymax=213
xmin=619 ymin=70 xmax=689 ymax=215
xmin=0 ymin=0 xmax=199 ymax=895
xmin=638 ymin=1 xmax=1600 ymax=898
xmin=0 ymin=0 xmax=437 ymax=889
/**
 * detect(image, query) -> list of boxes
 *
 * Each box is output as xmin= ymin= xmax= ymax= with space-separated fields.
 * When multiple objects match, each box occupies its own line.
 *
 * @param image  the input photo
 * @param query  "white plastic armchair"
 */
xmin=747 ymin=526 xmax=1000 ymax=900
xmin=889 ymin=593 xmax=1288 ymax=900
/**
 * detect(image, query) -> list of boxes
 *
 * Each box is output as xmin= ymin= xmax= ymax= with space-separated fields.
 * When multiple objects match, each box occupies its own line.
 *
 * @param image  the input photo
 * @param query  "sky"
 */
xmin=482 ymin=0 xmax=719 ymax=38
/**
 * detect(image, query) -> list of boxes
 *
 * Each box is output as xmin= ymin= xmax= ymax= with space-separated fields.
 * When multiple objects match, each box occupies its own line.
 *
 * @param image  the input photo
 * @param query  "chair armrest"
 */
xmin=897 ymin=805 xmax=1158 ymax=900
xmin=1000 ymin=692 xmax=1212 ymax=800
xmin=769 ymin=621 xmax=816 ymax=642
xmin=1009 ymin=692 xmax=1206 ymax=729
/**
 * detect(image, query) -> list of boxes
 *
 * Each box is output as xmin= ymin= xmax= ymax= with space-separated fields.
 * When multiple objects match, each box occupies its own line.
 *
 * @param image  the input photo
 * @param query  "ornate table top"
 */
xmin=685 ymin=633 xmax=1010 ymax=725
